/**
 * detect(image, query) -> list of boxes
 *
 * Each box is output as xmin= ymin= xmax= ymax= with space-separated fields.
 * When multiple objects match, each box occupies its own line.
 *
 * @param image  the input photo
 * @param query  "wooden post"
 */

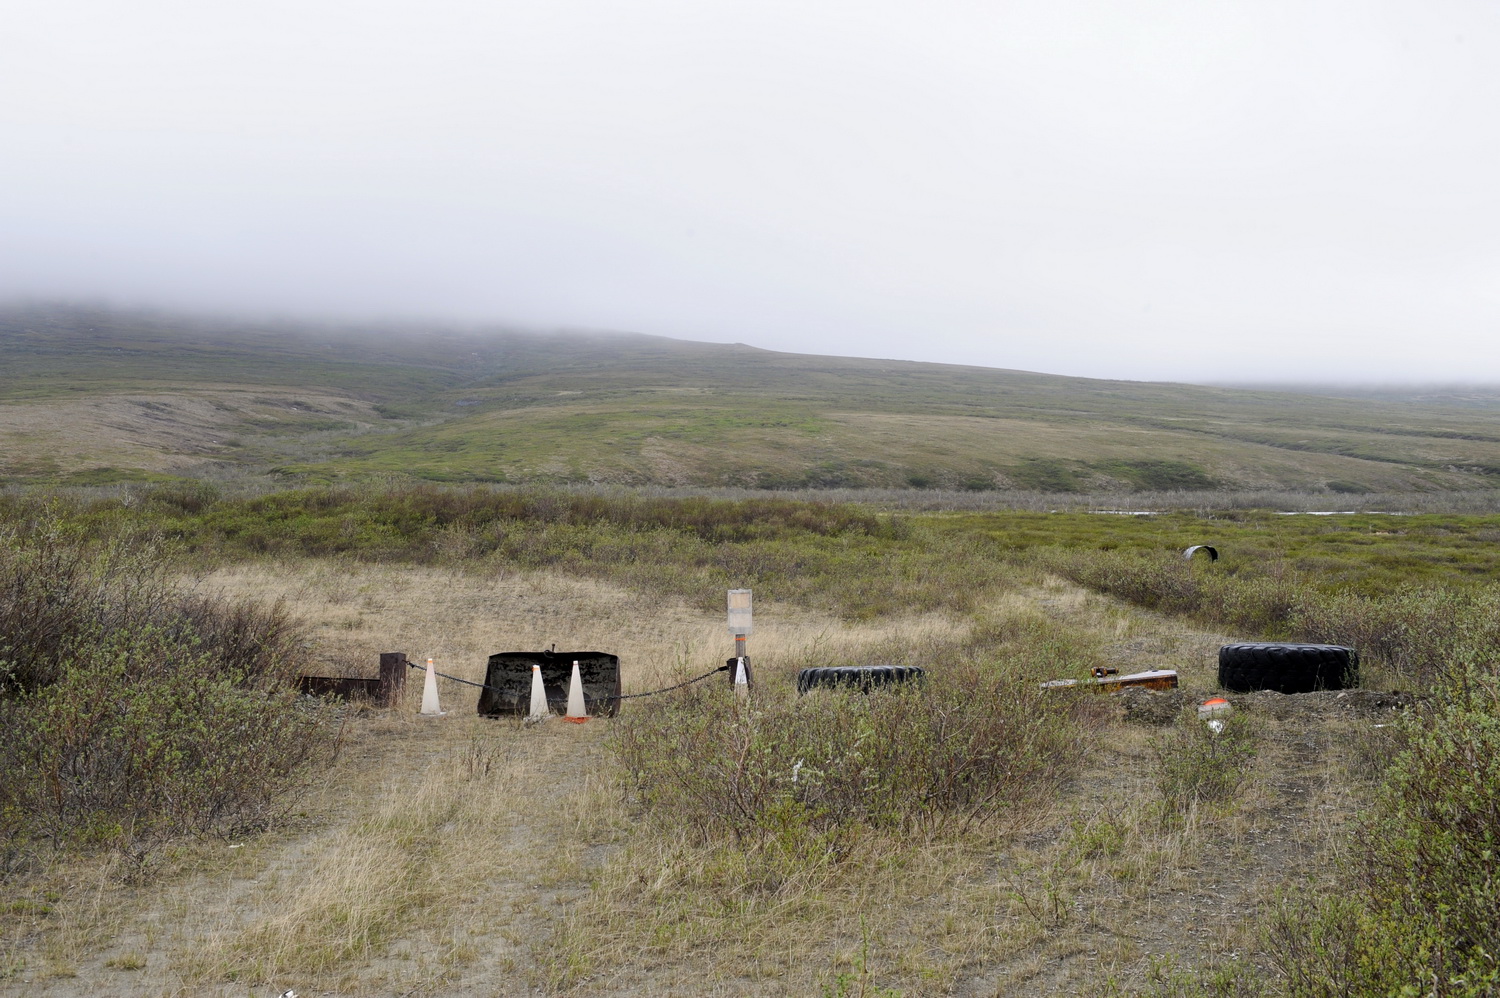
xmin=378 ymin=652 xmax=409 ymax=708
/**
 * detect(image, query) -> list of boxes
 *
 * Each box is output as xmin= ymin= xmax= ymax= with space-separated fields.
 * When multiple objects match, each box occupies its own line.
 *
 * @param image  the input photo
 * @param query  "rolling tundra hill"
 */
xmin=3 ymin=302 xmax=1500 ymax=494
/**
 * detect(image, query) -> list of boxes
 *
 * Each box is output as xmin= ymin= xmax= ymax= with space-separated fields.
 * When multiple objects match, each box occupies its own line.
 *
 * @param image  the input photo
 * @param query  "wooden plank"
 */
xmin=1040 ymin=669 xmax=1178 ymax=692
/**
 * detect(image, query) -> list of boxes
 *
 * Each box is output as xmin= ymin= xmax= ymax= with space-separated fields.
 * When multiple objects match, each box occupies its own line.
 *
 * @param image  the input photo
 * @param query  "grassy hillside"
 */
xmin=4 ymin=302 xmax=1500 ymax=493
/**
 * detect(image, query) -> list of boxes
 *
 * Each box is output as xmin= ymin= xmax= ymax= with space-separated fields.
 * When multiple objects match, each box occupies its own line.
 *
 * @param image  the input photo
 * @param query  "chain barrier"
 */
xmin=602 ymin=664 xmax=732 ymax=701
xmin=405 ymin=660 xmax=731 ymax=705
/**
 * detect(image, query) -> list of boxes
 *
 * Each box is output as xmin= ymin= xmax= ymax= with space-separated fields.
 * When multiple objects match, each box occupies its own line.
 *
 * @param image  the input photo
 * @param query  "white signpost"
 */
xmin=727 ymin=589 xmax=753 ymax=637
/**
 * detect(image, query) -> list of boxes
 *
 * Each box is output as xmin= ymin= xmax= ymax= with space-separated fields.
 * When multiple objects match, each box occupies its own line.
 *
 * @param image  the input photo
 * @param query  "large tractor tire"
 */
xmin=797 ymin=665 xmax=925 ymax=695
xmin=1217 ymin=643 xmax=1358 ymax=694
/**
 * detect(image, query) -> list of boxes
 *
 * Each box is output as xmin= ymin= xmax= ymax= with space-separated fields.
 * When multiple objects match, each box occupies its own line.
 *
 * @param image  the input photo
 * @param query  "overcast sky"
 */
xmin=3 ymin=1 xmax=1498 ymax=383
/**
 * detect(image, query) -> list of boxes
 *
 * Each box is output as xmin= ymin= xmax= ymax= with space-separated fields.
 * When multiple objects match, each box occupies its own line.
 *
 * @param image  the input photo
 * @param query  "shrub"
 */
xmin=8 ymin=485 xmax=1028 ymax=623
xmin=142 ymin=480 xmax=222 ymax=514
xmin=1152 ymin=711 xmax=1258 ymax=818
xmin=0 ymin=522 xmax=324 ymax=871
xmin=0 ymin=523 xmax=298 ymax=696
xmin=0 ymin=629 xmax=322 ymax=863
xmin=613 ymin=662 xmax=1085 ymax=846
xmin=1265 ymin=672 xmax=1500 ymax=997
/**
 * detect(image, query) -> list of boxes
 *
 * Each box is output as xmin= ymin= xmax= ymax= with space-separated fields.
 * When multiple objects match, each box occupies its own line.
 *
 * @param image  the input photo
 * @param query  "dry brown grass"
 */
xmin=172 ymin=715 xmax=609 ymax=995
xmin=199 ymin=561 xmax=969 ymax=699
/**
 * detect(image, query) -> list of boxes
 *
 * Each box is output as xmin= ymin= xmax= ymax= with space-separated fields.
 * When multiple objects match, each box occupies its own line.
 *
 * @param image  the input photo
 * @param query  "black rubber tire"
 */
xmin=797 ymin=665 xmax=926 ymax=695
xmin=1217 ymin=643 xmax=1359 ymax=694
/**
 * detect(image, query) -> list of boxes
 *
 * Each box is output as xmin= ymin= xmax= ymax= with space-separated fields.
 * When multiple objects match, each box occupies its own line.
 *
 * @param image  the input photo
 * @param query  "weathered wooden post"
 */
xmin=378 ymin=652 xmax=409 ymax=708
xmin=727 ymin=589 xmax=753 ymax=694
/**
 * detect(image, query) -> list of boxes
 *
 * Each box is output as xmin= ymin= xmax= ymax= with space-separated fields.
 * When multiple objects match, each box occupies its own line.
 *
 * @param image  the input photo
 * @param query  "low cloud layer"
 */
xmin=3 ymin=1 xmax=1498 ymax=383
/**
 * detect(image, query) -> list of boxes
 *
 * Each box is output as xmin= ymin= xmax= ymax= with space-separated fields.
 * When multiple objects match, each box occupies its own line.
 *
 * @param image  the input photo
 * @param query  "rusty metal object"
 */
xmin=299 ymin=653 xmax=409 ymax=706
xmin=297 ymin=675 xmax=381 ymax=700
xmin=477 ymin=650 xmax=622 ymax=717
xmin=1041 ymin=668 xmax=1178 ymax=692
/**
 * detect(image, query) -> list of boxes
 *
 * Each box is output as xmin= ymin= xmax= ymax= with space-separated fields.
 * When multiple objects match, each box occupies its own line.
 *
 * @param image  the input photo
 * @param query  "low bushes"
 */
xmin=1267 ymin=670 xmax=1500 ymax=997
xmin=0 ymin=525 xmax=299 ymax=695
xmin=1153 ymin=710 xmax=1259 ymax=817
xmin=0 ymin=524 xmax=324 ymax=870
xmin=4 ymin=485 xmax=1012 ymax=622
xmin=614 ymin=663 xmax=1085 ymax=846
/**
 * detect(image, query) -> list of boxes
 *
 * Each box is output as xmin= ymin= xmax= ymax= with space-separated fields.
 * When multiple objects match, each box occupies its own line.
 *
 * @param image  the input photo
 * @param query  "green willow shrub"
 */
xmin=1266 ymin=672 xmax=1500 ymax=997
xmin=13 ymin=486 xmax=1005 ymax=622
xmin=1 ymin=629 xmax=323 ymax=859
xmin=0 ymin=524 xmax=325 ymax=870
xmin=0 ymin=523 xmax=299 ymax=695
xmin=1358 ymin=674 xmax=1500 ymax=993
xmin=614 ymin=662 xmax=1085 ymax=845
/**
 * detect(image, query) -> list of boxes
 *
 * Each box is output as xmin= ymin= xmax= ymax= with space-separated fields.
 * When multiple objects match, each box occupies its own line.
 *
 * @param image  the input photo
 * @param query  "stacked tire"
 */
xmin=1217 ymin=643 xmax=1359 ymax=694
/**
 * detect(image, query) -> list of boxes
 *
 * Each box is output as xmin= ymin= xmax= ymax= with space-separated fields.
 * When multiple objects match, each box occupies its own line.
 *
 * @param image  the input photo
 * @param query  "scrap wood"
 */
xmin=1040 ymin=668 xmax=1178 ymax=692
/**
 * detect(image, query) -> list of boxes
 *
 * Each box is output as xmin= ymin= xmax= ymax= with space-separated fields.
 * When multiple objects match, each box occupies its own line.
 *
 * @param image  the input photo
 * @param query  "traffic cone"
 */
xmin=528 ymin=664 xmax=550 ymax=721
xmin=420 ymin=657 xmax=445 ymax=716
xmin=564 ymin=660 xmax=589 ymax=723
